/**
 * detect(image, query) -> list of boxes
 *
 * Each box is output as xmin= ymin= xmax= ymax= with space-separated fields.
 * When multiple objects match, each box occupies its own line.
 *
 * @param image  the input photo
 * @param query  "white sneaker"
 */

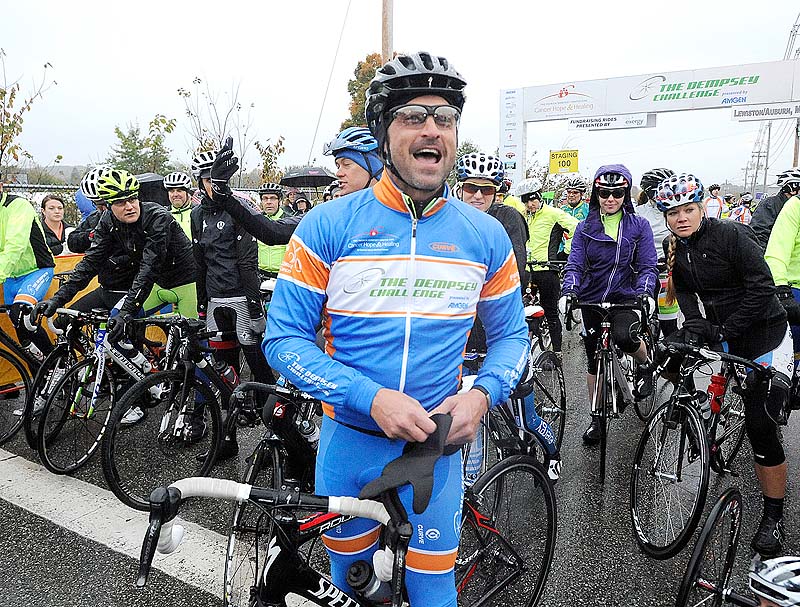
xmin=120 ymin=406 xmax=145 ymax=425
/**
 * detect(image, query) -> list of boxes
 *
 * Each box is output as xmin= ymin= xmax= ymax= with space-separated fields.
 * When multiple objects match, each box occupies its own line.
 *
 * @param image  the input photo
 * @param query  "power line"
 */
xmin=306 ymin=0 xmax=353 ymax=165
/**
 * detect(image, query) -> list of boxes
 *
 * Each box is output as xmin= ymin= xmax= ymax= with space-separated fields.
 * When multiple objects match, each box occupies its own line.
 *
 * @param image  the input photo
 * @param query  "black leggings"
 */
xmin=581 ymin=307 xmax=642 ymax=374
xmin=529 ymin=270 xmax=563 ymax=351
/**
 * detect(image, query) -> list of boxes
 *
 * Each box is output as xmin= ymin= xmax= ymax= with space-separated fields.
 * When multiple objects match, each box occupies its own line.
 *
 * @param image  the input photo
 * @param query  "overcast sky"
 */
xmin=4 ymin=0 xmax=800 ymax=188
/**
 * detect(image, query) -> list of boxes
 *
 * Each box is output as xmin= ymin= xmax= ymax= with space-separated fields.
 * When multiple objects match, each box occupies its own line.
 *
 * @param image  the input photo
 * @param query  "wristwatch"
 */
xmin=471 ymin=385 xmax=492 ymax=409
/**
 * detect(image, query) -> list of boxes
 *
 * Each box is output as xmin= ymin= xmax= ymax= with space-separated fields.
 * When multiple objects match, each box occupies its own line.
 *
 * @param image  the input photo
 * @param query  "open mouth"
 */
xmin=413 ymin=148 xmax=442 ymax=164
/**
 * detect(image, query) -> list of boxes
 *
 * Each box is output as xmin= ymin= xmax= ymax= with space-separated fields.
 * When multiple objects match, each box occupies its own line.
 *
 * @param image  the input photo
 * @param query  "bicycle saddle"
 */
xmin=359 ymin=413 xmax=458 ymax=514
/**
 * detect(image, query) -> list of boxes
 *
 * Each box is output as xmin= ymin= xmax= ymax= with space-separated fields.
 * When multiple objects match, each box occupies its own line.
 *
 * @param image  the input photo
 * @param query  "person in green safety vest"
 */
xmin=163 ymin=172 xmax=195 ymax=238
xmin=256 ymin=182 xmax=288 ymax=275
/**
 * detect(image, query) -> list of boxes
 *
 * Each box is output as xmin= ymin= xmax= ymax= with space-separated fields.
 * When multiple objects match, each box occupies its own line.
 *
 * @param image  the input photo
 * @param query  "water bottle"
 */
xmin=707 ymin=373 xmax=726 ymax=416
xmin=213 ymin=360 xmax=239 ymax=389
xmin=21 ymin=341 xmax=45 ymax=363
xmin=346 ymin=560 xmax=391 ymax=603
xmin=297 ymin=419 xmax=320 ymax=450
xmin=129 ymin=350 xmax=152 ymax=373
xmin=464 ymin=429 xmax=483 ymax=487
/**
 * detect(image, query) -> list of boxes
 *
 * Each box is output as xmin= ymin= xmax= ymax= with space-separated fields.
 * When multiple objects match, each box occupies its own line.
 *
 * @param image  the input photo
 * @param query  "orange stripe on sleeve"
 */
xmin=279 ymin=237 xmax=329 ymax=293
xmin=406 ymin=547 xmax=459 ymax=574
xmin=13 ymin=294 xmax=38 ymax=306
xmin=322 ymin=526 xmax=381 ymax=555
xmin=480 ymin=253 xmax=520 ymax=300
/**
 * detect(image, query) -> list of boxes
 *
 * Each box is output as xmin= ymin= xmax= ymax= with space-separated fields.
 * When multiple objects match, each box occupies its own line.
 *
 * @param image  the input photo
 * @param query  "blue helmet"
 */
xmin=655 ymin=173 xmax=705 ymax=212
xmin=323 ymin=127 xmax=379 ymax=156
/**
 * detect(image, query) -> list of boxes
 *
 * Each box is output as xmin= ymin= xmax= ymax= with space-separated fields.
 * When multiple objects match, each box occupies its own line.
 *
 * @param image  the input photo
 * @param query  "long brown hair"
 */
xmin=664 ymin=234 xmax=677 ymax=306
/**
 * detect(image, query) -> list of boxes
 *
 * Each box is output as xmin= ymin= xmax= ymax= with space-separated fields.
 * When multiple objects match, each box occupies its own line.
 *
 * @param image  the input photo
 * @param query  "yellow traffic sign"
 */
xmin=549 ymin=149 xmax=579 ymax=174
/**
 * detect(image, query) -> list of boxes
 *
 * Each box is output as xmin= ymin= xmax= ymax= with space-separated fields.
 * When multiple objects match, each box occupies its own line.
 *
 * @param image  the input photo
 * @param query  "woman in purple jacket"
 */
xmin=559 ymin=164 xmax=658 ymax=444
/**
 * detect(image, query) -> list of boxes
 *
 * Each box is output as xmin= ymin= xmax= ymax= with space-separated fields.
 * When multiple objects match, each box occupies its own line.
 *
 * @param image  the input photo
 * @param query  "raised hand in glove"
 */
xmin=34 ymin=299 xmax=60 ymax=318
xmin=681 ymin=317 xmax=724 ymax=344
xmin=107 ymin=312 xmax=133 ymax=343
xmin=249 ymin=315 xmax=266 ymax=337
xmin=558 ymin=294 xmax=573 ymax=316
xmin=210 ymin=135 xmax=239 ymax=200
xmin=776 ymin=285 xmax=800 ymax=325
xmin=637 ymin=293 xmax=656 ymax=318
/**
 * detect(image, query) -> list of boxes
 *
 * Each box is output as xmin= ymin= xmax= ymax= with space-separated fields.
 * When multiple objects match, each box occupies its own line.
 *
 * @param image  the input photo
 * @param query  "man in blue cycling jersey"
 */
xmin=208 ymin=53 xmax=529 ymax=607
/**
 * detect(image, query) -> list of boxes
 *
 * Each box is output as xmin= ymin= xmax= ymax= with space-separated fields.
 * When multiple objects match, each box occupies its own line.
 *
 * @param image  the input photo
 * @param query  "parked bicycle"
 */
xmin=101 ymin=315 xmax=243 ymax=510
xmin=630 ymin=342 xmax=771 ymax=560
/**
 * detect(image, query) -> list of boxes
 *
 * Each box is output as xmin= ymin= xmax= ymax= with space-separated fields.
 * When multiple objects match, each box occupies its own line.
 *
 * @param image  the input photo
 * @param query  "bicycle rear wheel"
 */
xmin=0 ymin=349 xmax=30 ymax=445
xmin=101 ymin=369 xmax=222 ymax=510
xmin=630 ymin=401 xmax=710 ymax=559
xmin=457 ymin=455 xmax=557 ymax=607
xmin=675 ymin=488 xmax=743 ymax=607
xmin=531 ymin=350 xmax=566 ymax=450
xmin=37 ymin=358 xmax=114 ymax=474
xmin=225 ymin=441 xmax=282 ymax=607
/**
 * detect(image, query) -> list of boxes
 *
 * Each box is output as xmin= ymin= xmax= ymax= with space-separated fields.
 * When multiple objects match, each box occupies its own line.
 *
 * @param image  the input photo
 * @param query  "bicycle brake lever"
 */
xmin=136 ymin=486 xmax=181 ymax=588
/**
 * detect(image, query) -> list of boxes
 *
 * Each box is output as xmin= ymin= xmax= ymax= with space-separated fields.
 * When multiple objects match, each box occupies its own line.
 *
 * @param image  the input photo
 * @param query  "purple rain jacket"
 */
xmin=561 ymin=164 xmax=658 ymax=303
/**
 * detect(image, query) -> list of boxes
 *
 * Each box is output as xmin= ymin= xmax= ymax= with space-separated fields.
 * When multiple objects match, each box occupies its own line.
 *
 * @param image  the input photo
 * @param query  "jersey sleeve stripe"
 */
xmin=406 ymin=547 xmax=458 ymax=574
xmin=322 ymin=525 xmax=381 ymax=555
xmin=278 ymin=237 xmax=330 ymax=293
xmin=480 ymin=252 xmax=521 ymax=299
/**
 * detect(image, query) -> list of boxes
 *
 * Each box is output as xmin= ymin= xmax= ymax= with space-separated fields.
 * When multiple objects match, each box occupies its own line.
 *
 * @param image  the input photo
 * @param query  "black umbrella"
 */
xmin=280 ymin=166 xmax=336 ymax=188
xmin=134 ymin=172 xmax=168 ymax=206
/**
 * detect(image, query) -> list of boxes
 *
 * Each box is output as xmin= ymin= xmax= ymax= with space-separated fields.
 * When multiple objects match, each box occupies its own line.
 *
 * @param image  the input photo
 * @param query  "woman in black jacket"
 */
xmin=657 ymin=173 xmax=793 ymax=558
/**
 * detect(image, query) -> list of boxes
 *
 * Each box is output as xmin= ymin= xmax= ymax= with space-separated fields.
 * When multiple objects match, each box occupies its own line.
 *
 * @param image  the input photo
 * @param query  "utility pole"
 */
xmin=794 ymin=117 xmax=800 ymax=167
xmin=752 ymin=152 xmax=766 ymax=193
xmin=382 ymin=0 xmax=393 ymax=64
xmin=763 ymin=121 xmax=771 ymax=195
xmin=743 ymin=163 xmax=750 ymax=190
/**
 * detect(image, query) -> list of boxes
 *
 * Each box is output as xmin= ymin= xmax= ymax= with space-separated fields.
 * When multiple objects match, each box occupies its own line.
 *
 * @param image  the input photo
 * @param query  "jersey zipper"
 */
xmin=601 ymin=216 xmax=623 ymax=301
xmin=398 ymin=216 xmax=418 ymax=392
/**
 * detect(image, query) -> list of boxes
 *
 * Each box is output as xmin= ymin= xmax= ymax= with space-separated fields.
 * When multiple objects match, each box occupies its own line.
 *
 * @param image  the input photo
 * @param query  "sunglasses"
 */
xmin=461 ymin=183 xmax=497 ymax=196
xmin=597 ymin=188 xmax=626 ymax=200
xmin=390 ymin=104 xmax=461 ymax=130
xmin=521 ymin=192 xmax=542 ymax=203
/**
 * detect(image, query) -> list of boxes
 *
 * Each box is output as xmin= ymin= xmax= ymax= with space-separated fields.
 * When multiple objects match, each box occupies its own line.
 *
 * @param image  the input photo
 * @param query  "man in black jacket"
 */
xmin=190 ymin=149 xmax=274 ymax=458
xmin=751 ymin=167 xmax=800 ymax=249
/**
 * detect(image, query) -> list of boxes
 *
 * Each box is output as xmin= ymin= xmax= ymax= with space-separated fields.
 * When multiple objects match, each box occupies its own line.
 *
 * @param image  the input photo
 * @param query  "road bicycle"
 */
xmin=630 ymin=342 xmax=770 ymax=560
xmin=101 ymin=315 xmax=245 ymax=510
xmin=137 ymin=414 xmax=557 ymax=607
xmin=566 ymin=300 xmax=653 ymax=484
xmin=675 ymin=487 xmax=762 ymax=607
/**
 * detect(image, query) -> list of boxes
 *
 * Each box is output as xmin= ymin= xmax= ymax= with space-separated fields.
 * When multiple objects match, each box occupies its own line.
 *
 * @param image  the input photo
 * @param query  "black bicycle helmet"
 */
xmin=365 ymin=52 xmax=467 ymax=160
xmin=640 ymin=168 xmax=675 ymax=200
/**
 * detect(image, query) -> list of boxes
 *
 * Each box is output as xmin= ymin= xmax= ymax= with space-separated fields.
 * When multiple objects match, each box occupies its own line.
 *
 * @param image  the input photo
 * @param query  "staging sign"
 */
xmin=549 ymin=150 xmax=578 ymax=174
xmin=513 ymin=60 xmax=800 ymax=122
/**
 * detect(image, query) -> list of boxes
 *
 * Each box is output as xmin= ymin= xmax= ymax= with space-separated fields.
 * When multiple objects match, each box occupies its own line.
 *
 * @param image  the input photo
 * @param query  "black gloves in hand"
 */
xmin=34 ymin=299 xmax=60 ymax=318
xmin=681 ymin=317 xmax=724 ymax=344
xmin=776 ymin=285 xmax=800 ymax=325
xmin=210 ymin=136 xmax=239 ymax=199
xmin=107 ymin=312 xmax=133 ymax=343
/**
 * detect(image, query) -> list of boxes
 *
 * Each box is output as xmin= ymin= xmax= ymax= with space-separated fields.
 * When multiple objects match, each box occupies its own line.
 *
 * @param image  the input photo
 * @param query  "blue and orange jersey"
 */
xmin=263 ymin=171 xmax=529 ymax=433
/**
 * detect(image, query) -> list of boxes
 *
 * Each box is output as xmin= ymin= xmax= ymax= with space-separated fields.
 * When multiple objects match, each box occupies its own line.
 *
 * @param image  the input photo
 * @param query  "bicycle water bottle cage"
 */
xmin=359 ymin=414 xmax=457 ymax=514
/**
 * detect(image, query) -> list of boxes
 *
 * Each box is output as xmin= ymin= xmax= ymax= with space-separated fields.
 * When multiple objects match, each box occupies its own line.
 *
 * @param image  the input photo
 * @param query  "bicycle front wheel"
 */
xmin=457 ymin=455 xmax=557 ymax=607
xmin=0 ymin=349 xmax=30 ymax=445
xmin=598 ymin=352 xmax=612 ymax=485
xmin=225 ymin=442 xmax=282 ymax=607
xmin=532 ymin=350 xmax=566 ymax=450
xmin=675 ymin=488 xmax=742 ymax=607
xmin=630 ymin=401 xmax=710 ymax=559
xmin=37 ymin=358 xmax=115 ymax=474
xmin=24 ymin=343 xmax=77 ymax=449
xmin=101 ymin=369 xmax=222 ymax=510
xmin=715 ymin=371 xmax=747 ymax=471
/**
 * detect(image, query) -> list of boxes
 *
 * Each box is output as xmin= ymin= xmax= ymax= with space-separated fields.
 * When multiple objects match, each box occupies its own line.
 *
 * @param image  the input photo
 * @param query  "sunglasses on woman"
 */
xmin=461 ymin=183 xmax=498 ymax=196
xmin=597 ymin=188 xmax=626 ymax=200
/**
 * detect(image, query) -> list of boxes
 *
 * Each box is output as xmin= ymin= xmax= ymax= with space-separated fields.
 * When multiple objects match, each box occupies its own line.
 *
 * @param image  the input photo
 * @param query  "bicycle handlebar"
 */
xmin=564 ymin=300 xmax=646 ymax=331
xmin=657 ymin=342 xmax=775 ymax=379
xmin=527 ymin=259 xmax=567 ymax=270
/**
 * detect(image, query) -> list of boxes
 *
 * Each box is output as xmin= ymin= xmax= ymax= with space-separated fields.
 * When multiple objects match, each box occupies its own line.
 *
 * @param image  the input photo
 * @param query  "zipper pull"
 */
xmin=411 ymin=218 xmax=417 ymax=238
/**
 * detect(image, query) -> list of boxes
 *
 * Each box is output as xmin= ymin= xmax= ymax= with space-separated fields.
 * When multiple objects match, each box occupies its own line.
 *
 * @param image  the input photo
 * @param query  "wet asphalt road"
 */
xmin=2 ymin=328 xmax=800 ymax=606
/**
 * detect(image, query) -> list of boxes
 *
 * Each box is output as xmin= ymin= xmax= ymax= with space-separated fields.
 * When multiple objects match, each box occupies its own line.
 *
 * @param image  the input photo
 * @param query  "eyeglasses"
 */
xmin=110 ymin=196 xmax=138 ymax=207
xmin=461 ymin=183 xmax=497 ymax=197
xmin=390 ymin=104 xmax=461 ymax=130
xmin=597 ymin=188 xmax=626 ymax=200
xmin=566 ymin=189 xmax=582 ymax=195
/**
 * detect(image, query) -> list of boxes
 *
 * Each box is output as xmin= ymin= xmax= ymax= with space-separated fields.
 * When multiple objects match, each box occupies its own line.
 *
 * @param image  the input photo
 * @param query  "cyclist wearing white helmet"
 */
xmin=557 ymin=175 xmax=589 ymax=260
xmin=162 ymin=171 xmax=195 ymax=237
xmin=729 ymin=191 xmax=754 ymax=225
xmin=704 ymin=182 xmax=727 ymax=220
xmin=752 ymin=167 xmax=800 ymax=250
xmin=323 ymin=126 xmax=384 ymax=195
xmin=658 ymin=173 xmax=793 ymax=557
xmin=255 ymin=183 xmax=288 ymax=275
xmin=750 ymin=555 xmax=800 ymax=606
xmin=261 ymin=52 xmax=528 ymax=607
xmin=517 ymin=176 xmax=579 ymax=359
